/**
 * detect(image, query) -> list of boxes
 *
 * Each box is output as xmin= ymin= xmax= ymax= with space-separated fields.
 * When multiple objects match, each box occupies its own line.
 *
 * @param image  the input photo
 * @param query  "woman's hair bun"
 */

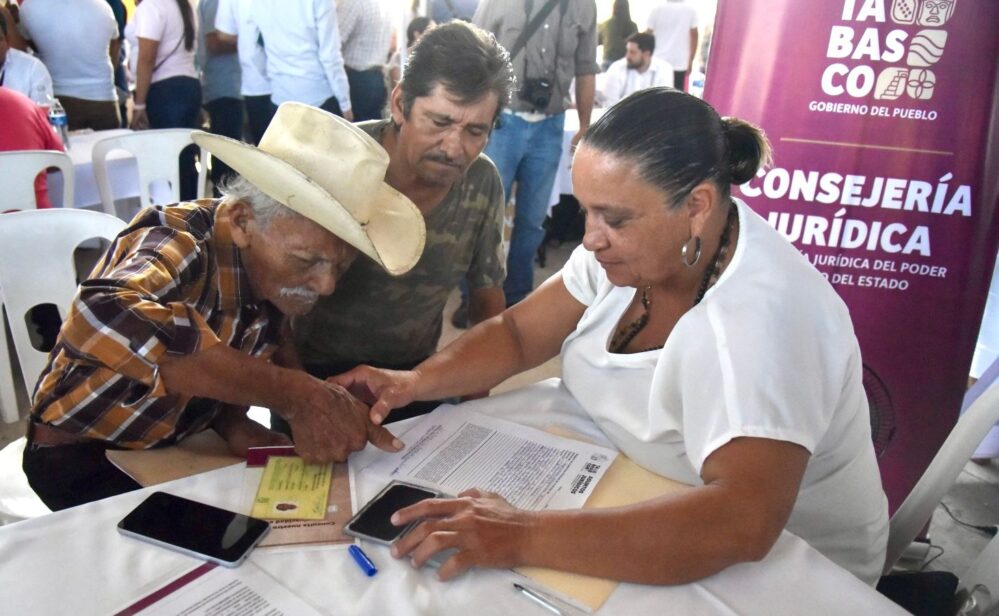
xmin=721 ymin=117 xmax=772 ymax=185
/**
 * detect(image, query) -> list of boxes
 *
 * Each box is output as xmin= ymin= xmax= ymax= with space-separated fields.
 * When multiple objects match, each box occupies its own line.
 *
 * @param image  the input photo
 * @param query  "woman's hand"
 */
xmin=130 ymin=107 xmax=150 ymax=130
xmin=328 ymin=366 xmax=421 ymax=425
xmin=389 ymin=488 xmax=535 ymax=581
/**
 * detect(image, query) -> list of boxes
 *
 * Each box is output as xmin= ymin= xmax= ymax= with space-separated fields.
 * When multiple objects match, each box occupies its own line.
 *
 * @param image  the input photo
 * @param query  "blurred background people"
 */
xmin=386 ymin=16 xmax=433 ymax=92
xmin=19 ymin=0 xmax=120 ymax=129
xmin=0 ymin=9 xmax=52 ymax=104
xmin=251 ymin=0 xmax=352 ymax=121
xmin=214 ymin=0 xmax=271 ymax=144
xmin=472 ymin=0 xmax=599 ymax=310
xmin=0 ymin=87 xmax=64 ymax=210
xmin=106 ymin=0 xmax=130 ymax=127
xmin=601 ymin=31 xmax=673 ymax=105
xmin=197 ymin=0 xmax=242 ymax=189
xmin=0 ymin=2 xmax=27 ymax=52
xmin=645 ymin=0 xmax=699 ymax=91
xmin=130 ymin=0 xmax=201 ymax=200
xmin=599 ymin=0 xmax=637 ymax=70
xmin=430 ymin=0 xmax=478 ymax=23
xmin=338 ymin=0 xmax=393 ymax=122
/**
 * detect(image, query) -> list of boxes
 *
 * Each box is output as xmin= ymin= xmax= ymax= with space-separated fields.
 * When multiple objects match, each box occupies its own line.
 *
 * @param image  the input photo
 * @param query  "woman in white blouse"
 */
xmin=336 ymin=88 xmax=890 ymax=586
xmin=129 ymin=0 xmax=201 ymax=199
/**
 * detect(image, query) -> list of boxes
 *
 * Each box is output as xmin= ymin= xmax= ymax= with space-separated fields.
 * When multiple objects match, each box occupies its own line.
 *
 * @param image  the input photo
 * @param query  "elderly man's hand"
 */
xmin=280 ymin=375 xmax=403 ymax=464
xmin=329 ymin=365 xmax=421 ymax=426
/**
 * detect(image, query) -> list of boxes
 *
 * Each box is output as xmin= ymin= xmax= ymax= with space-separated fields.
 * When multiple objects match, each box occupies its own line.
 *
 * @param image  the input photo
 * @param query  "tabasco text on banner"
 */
xmin=704 ymin=0 xmax=999 ymax=510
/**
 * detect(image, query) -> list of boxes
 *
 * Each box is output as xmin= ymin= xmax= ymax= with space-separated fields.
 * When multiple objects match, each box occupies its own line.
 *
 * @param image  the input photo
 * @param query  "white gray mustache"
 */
xmin=278 ymin=286 xmax=319 ymax=302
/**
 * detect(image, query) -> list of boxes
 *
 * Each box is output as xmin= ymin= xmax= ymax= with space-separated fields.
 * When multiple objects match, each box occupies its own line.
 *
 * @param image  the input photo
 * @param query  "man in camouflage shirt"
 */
xmin=290 ymin=21 xmax=515 ymax=423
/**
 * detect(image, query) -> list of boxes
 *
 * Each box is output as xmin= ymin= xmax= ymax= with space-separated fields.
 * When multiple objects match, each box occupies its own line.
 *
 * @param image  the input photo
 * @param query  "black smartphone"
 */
xmin=344 ymin=481 xmax=442 ymax=545
xmin=117 ymin=492 xmax=270 ymax=568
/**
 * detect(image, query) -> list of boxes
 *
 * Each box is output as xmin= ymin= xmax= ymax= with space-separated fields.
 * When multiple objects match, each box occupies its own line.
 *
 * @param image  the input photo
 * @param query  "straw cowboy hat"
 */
xmin=192 ymin=102 xmax=425 ymax=276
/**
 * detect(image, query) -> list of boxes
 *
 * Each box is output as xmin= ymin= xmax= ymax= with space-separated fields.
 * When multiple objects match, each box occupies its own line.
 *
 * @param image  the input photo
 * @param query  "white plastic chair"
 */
xmin=0 ymin=150 xmax=75 ymax=211
xmin=0 ymin=437 xmax=50 ymax=524
xmin=0 ymin=150 xmax=76 ymax=421
xmin=883 ymin=380 xmax=999 ymax=573
xmin=0 ymin=310 xmax=20 ymax=423
xmin=0 ymin=209 xmax=126 ymax=400
xmin=92 ymin=128 xmax=208 ymax=219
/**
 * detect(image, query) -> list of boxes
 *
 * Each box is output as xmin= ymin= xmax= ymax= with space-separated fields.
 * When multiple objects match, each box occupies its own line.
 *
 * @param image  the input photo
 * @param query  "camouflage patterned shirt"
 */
xmin=293 ymin=119 xmax=506 ymax=366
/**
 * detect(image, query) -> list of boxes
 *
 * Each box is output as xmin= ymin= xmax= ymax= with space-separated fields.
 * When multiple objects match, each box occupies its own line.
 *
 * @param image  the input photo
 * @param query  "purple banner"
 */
xmin=704 ymin=0 xmax=999 ymax=510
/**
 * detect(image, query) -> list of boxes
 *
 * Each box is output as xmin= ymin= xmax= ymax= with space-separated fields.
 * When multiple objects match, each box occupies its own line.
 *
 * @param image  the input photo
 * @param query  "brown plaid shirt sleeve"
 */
xmin=30 ymin=201 xmax=284 ymax=449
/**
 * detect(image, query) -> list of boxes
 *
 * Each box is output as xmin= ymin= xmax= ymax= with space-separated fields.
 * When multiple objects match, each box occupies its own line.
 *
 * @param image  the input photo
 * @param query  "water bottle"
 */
xmin=47 ymin=97 xmax=71 ymax=150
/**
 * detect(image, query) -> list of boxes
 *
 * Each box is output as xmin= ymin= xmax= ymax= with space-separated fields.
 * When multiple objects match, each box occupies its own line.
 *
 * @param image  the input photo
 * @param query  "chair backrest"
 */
xmin=0 ymin=209 xmax=127 ymax=393
xmin=91 ymin=129 xmax=208 ymax=218
xmin=883 ymin=380 xmax=999 ymax=573
xmin=0 ymin=150 xmax=74 ymax=211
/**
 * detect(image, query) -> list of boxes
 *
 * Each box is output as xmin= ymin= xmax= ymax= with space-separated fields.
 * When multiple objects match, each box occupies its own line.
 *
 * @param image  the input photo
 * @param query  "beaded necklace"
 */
xmin=608 ymin=202 xmax=738 ymax=354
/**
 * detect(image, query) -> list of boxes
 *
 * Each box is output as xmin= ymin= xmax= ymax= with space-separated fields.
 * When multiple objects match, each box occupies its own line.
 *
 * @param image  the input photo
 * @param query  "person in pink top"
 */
xmin=0 ymin=87 xmax=64 ymax=210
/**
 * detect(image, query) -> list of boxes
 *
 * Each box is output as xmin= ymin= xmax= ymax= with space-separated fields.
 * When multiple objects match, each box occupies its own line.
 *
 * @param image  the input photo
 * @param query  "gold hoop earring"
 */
xmin=681 ymin=236 xmax=702 ymax=267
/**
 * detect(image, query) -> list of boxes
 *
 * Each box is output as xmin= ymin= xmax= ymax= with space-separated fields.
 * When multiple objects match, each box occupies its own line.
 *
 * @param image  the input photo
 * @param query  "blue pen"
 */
xmin=348 ymin=544 xmax=378 ymax=577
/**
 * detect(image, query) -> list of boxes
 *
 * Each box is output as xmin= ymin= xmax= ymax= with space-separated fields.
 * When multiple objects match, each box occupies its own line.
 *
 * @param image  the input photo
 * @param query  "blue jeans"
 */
xmin=147 ymin=76 xmax=202 ymax=201
xmin=484 ymin=111 xmax=565 ymax=305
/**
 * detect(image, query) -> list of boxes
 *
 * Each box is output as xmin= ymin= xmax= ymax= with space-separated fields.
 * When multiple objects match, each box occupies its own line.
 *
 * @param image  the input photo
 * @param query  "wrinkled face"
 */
xmin=231 ymin=204 xmax=358 ymax=316
xmin=625 ymin=42 xmax=648 ymax=70
xmin=391 ymin=84 xmax=498 ymax=187
xmin=572 ymin=146 xmax=690 ymax=288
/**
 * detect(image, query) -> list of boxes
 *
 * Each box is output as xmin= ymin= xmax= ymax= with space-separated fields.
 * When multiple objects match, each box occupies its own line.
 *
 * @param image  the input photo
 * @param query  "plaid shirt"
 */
xmin=30 ymin=201 xmax=285 ymax=449
xmin=337 ymin=0 xmax=393 ymax=70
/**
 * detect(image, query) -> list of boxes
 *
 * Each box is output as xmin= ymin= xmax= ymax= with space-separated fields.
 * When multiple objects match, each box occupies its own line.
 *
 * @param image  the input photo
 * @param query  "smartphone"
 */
xmin=117 ymin=492 xmax=270 ymax=568
xmin=344 ymin=481 xmax=443 ymax=545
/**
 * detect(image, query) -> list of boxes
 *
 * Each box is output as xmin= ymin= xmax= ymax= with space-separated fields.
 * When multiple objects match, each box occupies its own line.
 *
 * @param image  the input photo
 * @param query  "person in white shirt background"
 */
xmin=197 ymin=0 xmax=242 ymax=189
xmin=601 ymin=31 xmax=673 ymax=106
xmin=250 ymin=0 xmax=352 ymax=122
xmin=0 ymin=10 xmax=52 ymax=105
xmin=213 ymin=0 xmax=272 ymax=145
xmin=645 ymin=0 xmax=699 ymax=91
xmin=19 ymin=0 xmax=119 ymax=130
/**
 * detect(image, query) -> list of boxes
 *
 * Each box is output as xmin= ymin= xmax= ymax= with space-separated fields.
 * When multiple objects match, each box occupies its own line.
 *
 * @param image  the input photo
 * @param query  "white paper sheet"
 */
xmin=114 ymin=561 xmax=322 ymax=616
xmin=361 ymin=405 xmax=618 ymax=511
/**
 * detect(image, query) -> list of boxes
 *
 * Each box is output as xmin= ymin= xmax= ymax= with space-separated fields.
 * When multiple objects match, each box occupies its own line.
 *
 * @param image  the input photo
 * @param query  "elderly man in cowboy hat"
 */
xmin=22 ymin=103 xmax=426 ymax=511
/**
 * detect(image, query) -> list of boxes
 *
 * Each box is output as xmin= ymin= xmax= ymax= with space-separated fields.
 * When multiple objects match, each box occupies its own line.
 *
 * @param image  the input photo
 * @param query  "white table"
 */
xmin=0 ymin=381 xmax=905 ymax=615
xmin=46 ymin=129 xmax=140 ymax=210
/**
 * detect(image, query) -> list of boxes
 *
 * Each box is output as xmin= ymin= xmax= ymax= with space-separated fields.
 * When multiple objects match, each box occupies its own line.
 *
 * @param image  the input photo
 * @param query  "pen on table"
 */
xmin=348 ymin=544 xmax=378 ymax=577
xmin=513 ymin=583 xmax=564 ymax=615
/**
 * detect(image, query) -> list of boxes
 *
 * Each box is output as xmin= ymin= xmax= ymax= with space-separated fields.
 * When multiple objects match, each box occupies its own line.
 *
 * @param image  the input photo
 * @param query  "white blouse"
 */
xmin=557 ymin=198 xmax=889 ymax=585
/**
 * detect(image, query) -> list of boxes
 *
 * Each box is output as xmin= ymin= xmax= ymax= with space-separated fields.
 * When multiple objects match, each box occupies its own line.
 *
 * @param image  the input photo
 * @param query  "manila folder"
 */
xmin=514 ymin=451 xmax=688 ymax=611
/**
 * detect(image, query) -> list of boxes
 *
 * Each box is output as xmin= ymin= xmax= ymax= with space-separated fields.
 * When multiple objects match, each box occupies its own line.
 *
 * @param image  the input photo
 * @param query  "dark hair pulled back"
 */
xmin=582 ymin=88 xmax=772 ymax=208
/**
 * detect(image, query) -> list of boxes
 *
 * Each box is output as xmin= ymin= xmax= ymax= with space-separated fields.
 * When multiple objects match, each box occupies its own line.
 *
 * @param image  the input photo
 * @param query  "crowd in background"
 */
xmin=0 ymin=0 xmax=709 ymax=163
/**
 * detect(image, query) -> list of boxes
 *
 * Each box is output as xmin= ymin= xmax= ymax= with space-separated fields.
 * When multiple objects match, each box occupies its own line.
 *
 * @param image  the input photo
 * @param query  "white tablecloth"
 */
xmin=46 ymin=129 xmax=140 ymax=210
xmin=0 ymin=381 xmax=904 ymax=615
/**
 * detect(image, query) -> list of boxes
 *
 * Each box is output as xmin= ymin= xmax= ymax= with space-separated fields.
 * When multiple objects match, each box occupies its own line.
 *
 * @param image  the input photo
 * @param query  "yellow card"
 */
xmin=251 ymin=456 xmax=332 ymax=520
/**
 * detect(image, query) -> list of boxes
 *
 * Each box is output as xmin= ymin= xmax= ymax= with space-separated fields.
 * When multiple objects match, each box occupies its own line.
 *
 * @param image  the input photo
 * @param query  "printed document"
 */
xmin=114 ymin=562 xmax=321 ymax=616
xmin=361 ymin=405 xmax=617 ymax=511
